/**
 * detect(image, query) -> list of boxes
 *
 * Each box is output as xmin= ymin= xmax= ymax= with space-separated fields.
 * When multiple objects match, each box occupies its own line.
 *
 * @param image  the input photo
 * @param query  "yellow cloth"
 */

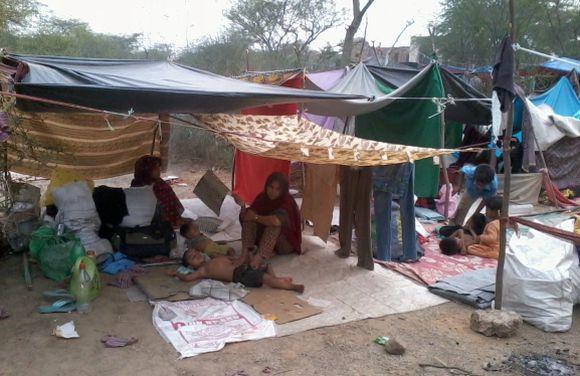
xmin=42 ymin=167 xmax=95 ymax=206
xmin=204 ymin=242 xmax=232 ymax=257
xmin=574 ymin=215 xmax=580 ymax=235
xmin=467 ymin=220 xmax=500 ymax=259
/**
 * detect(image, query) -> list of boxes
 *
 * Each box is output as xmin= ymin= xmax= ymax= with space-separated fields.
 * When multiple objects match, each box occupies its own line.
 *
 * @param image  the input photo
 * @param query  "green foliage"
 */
xmin=2 ymin=17 xmax=142 ymax=58
xmin=427 ymin=0 xmax=580 ymax=67
xmin=225 ymin=0 xmax=344 ymax=65
xmin=0 ymin=0 xmax=37 ymax=30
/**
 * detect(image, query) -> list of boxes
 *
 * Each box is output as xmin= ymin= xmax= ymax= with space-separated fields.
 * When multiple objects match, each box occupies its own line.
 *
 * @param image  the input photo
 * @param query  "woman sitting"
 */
xmin=131 ymin=155 xmax=187 ymax=228
xmin=238 ymin=172 xmax=302 ymax=269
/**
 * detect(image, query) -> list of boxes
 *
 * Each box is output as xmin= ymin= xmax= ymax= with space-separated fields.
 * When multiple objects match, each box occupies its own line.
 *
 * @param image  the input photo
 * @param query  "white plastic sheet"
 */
xmin=503 ymin=219 xmax=576 ymax=332
xmin=152 ymin=298 xmax=275 ymax=358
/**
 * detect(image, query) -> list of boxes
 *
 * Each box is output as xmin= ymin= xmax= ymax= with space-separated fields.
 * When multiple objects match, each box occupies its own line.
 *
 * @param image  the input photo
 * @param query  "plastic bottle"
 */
xmin=85 ymin=250 xmax=97 ymax=267
xmin=75 ymin=262 xmax=92 ymax=314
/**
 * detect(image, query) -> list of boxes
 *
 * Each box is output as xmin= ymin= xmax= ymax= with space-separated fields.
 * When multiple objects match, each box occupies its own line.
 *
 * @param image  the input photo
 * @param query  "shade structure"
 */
xmin=186 ymin=113 xmax=464 ymax=167
xmin=2 ymin=54 xmax=364 ymax=113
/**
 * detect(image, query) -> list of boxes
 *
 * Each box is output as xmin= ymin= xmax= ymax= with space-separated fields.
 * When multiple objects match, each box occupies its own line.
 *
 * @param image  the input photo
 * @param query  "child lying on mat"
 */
xmin=180 ymin=221 xmax=235 ymax=258
xmin=176 ymin=249 xmax=304 ymax=292
xmin=439 ymin=195 xmax=503 ymax=257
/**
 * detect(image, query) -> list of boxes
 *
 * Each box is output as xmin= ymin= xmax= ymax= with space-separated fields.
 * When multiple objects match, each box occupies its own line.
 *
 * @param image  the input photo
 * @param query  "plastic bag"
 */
xmin=38 ymin=237 xmax=85 ymax=282
xmin=69 ymin=256 xmax=101 ymax=301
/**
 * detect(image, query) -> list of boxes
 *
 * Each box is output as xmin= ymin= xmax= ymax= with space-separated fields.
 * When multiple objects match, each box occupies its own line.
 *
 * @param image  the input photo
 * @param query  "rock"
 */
xmin=470 ymin=309 xmax=522 ymax=338
xmin=384 ymin=338 xmax=406 ymax=355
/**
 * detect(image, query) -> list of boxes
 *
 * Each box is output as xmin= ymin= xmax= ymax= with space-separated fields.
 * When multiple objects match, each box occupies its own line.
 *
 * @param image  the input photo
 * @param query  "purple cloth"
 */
xmin=306 ymin=69 xmax=346 ymax=90
xmin=304 ymin=69 xmax=347 ymax=130
xmin=101 ymin=335 xmax=138 ymax=348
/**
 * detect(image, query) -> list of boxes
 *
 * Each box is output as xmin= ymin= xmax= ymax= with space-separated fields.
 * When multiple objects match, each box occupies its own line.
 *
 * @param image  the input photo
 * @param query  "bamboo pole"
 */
xmin=495 ymin=0 xmax=516 ymax=310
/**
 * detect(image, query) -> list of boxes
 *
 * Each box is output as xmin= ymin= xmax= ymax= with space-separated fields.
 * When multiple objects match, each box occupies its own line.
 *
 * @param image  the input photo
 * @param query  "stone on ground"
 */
xmin=470 ymin=309 xmax=522 ymax=338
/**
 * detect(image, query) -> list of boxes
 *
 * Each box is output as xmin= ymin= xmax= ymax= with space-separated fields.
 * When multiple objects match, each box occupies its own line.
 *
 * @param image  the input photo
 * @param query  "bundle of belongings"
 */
xmin=42 ymin=168 xmax=175 ymax=261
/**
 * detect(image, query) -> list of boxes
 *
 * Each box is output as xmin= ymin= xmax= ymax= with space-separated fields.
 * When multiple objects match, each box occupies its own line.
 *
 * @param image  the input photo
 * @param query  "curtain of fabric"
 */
xmin=232 ymin=75 xmax=303 ymax=203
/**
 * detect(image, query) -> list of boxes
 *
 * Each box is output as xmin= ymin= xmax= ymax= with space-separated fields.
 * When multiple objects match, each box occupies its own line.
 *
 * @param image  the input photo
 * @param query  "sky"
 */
xmin=38 ymin=0 xmax=442 ymax=51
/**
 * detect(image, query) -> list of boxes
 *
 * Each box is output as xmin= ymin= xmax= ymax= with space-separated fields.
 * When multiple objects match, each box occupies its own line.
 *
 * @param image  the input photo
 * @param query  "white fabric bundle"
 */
xmin=121 ymin=185 xmax=157 ymax=227
xmin=52 ymin=181 xmax=112 ymax=256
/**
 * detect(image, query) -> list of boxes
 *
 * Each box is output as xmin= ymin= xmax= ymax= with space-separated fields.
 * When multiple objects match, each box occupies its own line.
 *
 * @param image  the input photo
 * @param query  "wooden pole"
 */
xmin=439 ymin=110 xmax=451 ymax=219
xmin=495 ymin=0 xmax=516 ymax=310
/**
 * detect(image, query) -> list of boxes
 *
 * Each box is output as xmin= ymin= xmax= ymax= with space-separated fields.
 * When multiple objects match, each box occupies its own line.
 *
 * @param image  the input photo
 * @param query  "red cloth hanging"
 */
xmin=232 ymin=74 xmax=303 ymax=204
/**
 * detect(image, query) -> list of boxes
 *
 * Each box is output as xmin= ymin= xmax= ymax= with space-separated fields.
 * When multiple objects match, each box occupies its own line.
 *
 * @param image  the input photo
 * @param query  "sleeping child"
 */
xmin=439 ymin=195 xmax=502 ymax=259
xmin=180 ymin=221 xmax=235 ymax=258
xmin=177 ymin=249 xmax=304 ymax=292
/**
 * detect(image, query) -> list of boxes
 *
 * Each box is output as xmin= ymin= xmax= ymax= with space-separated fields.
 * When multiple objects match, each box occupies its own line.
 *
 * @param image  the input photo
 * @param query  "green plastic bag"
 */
xmin=38 ymin=238 xmax=85 ymax=282
xmin=29 ymin=226 xmax=76 ymax=261
xmin=69 ymin=256 xmax=101 ymax=301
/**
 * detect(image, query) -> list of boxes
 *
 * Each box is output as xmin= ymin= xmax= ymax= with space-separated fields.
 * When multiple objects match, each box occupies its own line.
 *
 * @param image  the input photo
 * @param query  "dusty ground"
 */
xmin=2 ymin=164 xmax=579 ymax=375
xmin=0 ymin=254 xmax=578 ymax=376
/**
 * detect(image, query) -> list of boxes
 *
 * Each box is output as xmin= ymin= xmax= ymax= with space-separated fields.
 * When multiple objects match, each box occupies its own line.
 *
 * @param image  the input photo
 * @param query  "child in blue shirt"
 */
xmin=451 ymin=164 xmax=498 ymax=226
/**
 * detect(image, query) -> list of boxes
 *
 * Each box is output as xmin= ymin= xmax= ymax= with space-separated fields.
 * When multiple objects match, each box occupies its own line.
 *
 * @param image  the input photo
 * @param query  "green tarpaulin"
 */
xmin=356 ymin=65 xmax=461 ymax=197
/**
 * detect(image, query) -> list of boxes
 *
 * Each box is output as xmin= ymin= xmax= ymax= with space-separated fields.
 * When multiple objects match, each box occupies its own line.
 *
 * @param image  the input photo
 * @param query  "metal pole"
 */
xmin=495 ymin=0 xmax=516 ymax=310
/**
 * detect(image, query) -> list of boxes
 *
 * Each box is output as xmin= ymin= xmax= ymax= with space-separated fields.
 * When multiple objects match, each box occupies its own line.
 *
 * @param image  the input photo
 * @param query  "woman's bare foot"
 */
xmin=291 ymin=284 xmax=305 ymax=293
xmin=280 ymin=277 xmax=293 ymax=283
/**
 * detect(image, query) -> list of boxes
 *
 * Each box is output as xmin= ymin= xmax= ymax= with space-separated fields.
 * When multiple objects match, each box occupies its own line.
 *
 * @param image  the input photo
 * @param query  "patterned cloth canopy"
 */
xmin=187 ymin=113 xmax=469 ymax=167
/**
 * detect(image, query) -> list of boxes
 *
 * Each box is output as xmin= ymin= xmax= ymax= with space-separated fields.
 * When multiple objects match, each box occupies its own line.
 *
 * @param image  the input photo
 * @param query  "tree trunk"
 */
xmin=341 ymin=0 xmax=375 ymax=66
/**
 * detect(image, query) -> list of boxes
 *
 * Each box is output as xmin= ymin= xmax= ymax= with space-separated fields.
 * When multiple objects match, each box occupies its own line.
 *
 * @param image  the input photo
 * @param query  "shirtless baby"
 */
xmin=177 ymin=249 xmax=304 ymax=293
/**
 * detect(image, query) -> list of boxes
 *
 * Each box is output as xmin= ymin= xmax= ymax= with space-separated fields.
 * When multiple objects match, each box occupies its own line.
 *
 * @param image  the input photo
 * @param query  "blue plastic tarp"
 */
xmin=530 ymin=77 xmax=580 ymax=117
xmin=540 ymin=57 xmax=580 ymax=73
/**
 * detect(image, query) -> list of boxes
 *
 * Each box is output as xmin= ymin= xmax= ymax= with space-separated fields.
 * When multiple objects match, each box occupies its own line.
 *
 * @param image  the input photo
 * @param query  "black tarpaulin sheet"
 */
xmin=3 ymin=54 xmax=363 ymax=113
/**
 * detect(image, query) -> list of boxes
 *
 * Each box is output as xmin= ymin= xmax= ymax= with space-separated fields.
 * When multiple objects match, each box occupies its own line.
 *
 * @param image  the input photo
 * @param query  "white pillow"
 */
xmin=52 ymin=181 xmax=100 ymax=231
xmin=121 ymin=185 xmax=157 ymax=227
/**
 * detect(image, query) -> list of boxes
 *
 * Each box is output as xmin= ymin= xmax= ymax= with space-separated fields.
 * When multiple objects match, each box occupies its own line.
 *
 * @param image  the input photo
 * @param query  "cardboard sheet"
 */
xmin=193 ymin=170 xmax=230 ymax=216
xmin=133 ymin=267 xmax=191 ymax=302
xmin=243 ymin=289 xmax=322 ymax=325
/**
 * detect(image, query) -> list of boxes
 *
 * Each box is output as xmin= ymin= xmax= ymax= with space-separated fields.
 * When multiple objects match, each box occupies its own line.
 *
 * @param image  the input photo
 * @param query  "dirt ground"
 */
xmin=0 ymin=253 xmax=578 ymax=376
xmin=1 ymin=164 xmax=579 ymax=375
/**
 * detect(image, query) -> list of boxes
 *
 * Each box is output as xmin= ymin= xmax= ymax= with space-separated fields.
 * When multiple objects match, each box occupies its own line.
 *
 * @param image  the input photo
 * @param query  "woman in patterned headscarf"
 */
xmin=131 ymin=155 xmax=186 ymax=228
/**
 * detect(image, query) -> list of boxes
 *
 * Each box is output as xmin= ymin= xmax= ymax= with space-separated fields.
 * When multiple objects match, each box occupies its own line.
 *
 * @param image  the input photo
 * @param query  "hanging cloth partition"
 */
xmin=233 ymin=74 xmax=303 ymax=204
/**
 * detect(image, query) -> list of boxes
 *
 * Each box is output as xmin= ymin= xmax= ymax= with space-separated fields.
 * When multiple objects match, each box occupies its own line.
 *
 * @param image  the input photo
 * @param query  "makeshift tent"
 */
xmin=539 ymin=57 xmax=580 ymax=74
xmin=308 ymin=63 xmax=490 ymax=197
xmin=519 ymin=76 xmax=580 ymax=190
xmin=530 ymin=76 xmax=580 ymax=117
xmin=0 ymin=54 xmax=363 ymax=179
xmin=366 ymin=65 xmax=421 ymax=89
xmin=1 ymin=54 xmax=362 ymax=114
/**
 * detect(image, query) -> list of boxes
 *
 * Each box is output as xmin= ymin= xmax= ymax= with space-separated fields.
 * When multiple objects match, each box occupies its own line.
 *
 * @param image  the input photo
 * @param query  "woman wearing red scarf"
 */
xmin=239 ymin=172 xmax=302 ymax=268
xmin=131 ymin=155 xmax=186 ymax=228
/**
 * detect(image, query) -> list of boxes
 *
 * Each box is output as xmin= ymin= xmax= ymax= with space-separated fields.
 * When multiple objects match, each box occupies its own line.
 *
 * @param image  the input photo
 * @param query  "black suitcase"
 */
xmin=113 ymin=221 xmax=176 ymax=259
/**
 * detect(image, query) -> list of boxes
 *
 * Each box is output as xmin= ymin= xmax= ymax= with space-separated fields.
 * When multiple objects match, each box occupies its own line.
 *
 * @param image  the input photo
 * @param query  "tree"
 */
xmin=225 ymin=0 xmax=344 ymax=66
xmin=341 ymin=0 xmax=375 ymax=65
xmin=426 ymin=0 xmax=580 ymax=68
xmin=0 ymin=0 xmax=37 ymax=30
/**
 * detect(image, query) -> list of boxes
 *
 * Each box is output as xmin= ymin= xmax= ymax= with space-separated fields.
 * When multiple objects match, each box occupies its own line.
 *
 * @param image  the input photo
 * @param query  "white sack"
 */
xmin=152 ymin=298 xmax=275 ymax=358
xmin=52 ymin=181 xmax=100 ymax=231
xmin=503 ymin=219 xmax=576 ymax=332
